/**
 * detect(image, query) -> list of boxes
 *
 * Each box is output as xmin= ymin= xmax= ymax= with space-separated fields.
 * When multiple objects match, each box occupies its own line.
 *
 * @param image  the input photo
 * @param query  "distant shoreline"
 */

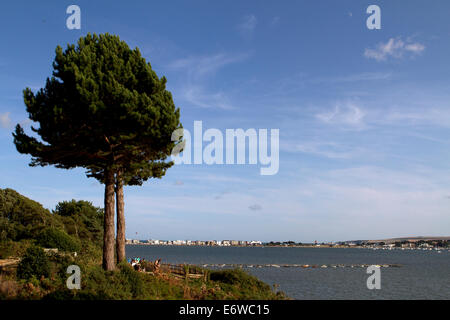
xmin=126 ymin=243 xmax=449 ymax=250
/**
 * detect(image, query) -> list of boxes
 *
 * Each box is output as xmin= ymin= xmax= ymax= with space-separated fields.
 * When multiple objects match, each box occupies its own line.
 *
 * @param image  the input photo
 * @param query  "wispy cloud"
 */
xmin=168 ymin=53 xmax=248 ymax=79
xmin=311 ymin=72 xmax=392 ymax=84
xmin=316 ymin=102 xmax=366 ymax=129
xmin=364 ymin=37 xmax=425 ymax=61
xmin=0 ymin=112 xmax=11 ymax=128
xmin=237 ymin=14 xmax=257 ymax=37
xmin=383 ymin=107 xmax=450 ymax=127
xmin=168 ymin=52 xmax=249 ymax=109
xmin=182 ymin=85 xmax=235 ymax=110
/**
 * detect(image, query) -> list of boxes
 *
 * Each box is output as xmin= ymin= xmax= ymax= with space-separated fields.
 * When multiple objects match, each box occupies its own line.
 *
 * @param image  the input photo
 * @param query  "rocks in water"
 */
xmin=198 ymin=263 xmax=401 ymax=269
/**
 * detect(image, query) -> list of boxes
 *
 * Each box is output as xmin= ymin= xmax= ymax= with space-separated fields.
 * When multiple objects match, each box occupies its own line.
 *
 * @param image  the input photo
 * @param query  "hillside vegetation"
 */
xmin=0 ymin=188 xmax=286 ymax=300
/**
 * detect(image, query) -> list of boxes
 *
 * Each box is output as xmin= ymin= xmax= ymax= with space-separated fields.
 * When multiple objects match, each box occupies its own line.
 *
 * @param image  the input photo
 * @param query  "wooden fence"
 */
xmin=156 ymin=263 xmax=206 ymax=279
xmin=0 ymin=259 xmax=20 ymax=271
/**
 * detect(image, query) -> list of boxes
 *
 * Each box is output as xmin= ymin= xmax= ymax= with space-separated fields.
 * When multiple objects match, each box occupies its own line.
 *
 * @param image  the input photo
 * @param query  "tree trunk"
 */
xmin=103 ymin=168 xmax=116 ymax=271
xmin=116 ymin=170 xmax=126 ymax=263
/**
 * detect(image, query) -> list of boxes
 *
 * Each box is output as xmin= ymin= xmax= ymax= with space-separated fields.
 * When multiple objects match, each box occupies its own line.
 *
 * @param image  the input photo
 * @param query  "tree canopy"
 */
xmin=14 ymin=33 xmax=181 ymax=174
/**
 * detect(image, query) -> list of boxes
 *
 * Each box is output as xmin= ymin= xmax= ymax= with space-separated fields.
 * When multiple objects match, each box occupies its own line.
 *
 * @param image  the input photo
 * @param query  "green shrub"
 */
xmin=54 ymin=200 xmax=103 ymax=246
xmin=16 ymin=246 xmax=50 ymax=280
xmin=37 ymin=228 xmax=81 ymax=252
xmin=0 ymin=239 xmax=33 ymax=259
xmin=209 ymin=269 xmax=279 ymax=299
xmin=0 ymin=188 xmax=63 ymax=241
xmin=118 ymin=262 xmax=144 ymax=298
xmin=210 ymin=269 xmax=259 ymax=286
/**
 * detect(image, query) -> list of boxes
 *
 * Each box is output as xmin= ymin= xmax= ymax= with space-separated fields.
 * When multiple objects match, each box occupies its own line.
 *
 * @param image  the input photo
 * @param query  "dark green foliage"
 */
xmin=16 ymin=246 xmax=50 ymax=280
xmin=117 ymin=262 xmax=144 ymax=298
xmin=210 ymin=269 xmax=265 ymax=287
xmin=13 ymin=32 xmax=182 ymax=181
xmin=36 ymin=228 xmax=81 ymax=252
xmin=50 ymin=253 xmax=75 ymax=282
xmin=53 ymin=200 xmax=103 ymax=245
xmin=0 ymin=188 xmax=62 ymax=241
xmin=0 ymin=239 xmax=33 ymax=259
xmin=0 ymin=188 xmax=103 ymax=253
xmin=57 ymin=264 xmax=148 ymax=300
xmin=209 ymin=269 xmax=280 ymax=299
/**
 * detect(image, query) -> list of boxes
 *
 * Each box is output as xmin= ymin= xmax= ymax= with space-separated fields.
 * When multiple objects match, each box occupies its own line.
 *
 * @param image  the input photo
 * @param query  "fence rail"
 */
xmin=0 ymin=259 xmax=20 ymax=271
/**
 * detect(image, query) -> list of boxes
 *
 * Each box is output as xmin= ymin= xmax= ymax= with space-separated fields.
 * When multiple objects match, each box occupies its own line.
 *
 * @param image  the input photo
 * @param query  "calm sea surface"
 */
xmin=126 ymin=245 xmax=450 ymax=299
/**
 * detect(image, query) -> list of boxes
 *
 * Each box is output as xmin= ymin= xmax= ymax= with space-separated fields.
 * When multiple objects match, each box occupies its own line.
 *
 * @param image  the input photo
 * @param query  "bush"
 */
xmin=37 ymin=228 xmax=81 ymax=252
xmin=118 ymin=262 xmax=144 ymax=298
xmin=209 ymin=269 xmax=280 ymax=299
xmin=0 ymin=188 xmax=63 ymax=241
xmin=210 ymin=269 xmax=259 ymax=286
xmin=0 ymin=239 xmax=33 ymax=259
xmin=54 ymin=200 xmax=103 ymax=246
xmin=16 ymin=246 xmax=50 ymax=280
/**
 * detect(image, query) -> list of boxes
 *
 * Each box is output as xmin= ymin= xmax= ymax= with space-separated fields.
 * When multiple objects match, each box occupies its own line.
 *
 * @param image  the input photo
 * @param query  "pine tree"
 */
xmin=13 ymin=33 xmax=182 ymax=270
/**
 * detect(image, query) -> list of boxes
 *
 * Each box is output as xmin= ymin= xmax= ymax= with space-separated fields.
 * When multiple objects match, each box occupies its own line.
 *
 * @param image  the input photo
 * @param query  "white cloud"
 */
xmin=404 ymin=42 xmax=425 ymax=53
xmin=316 ymin=102 xmax=366 ymax=128
xmin=168 ymin=53 xmax=248 ymax=79
xmin=364 ymin=37 xmax=425 ymax=61
xmin=0 ymin=112 xmax=11 ymax=128
xmin=182 ymin=85 xmax=235 ymax=110
xmin=237 ymin=14 xmax=257 ymax=36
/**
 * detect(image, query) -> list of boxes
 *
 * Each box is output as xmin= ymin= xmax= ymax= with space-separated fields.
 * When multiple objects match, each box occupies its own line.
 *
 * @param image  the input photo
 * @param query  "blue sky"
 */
xmin=1 ymin=1 xmax=450 ymax=242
